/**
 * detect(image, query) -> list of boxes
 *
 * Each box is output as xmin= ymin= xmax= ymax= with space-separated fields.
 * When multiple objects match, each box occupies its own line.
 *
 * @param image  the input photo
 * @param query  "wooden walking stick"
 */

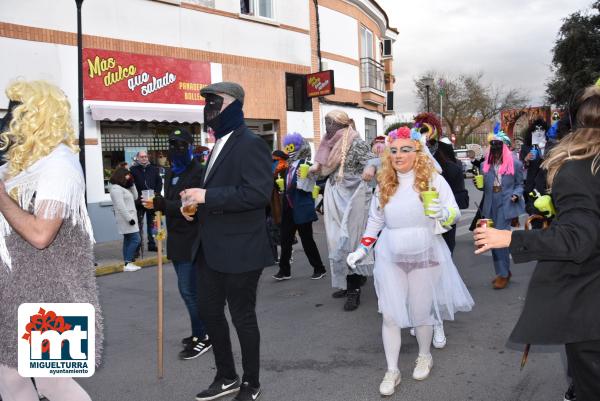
xmin=154 ymin=211 xmax=166 ymax=379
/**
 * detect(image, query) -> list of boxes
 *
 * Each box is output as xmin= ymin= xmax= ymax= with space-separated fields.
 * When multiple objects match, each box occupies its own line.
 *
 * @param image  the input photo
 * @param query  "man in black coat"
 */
xmin=182 ymin=82 xmax=273 ymax=401
xmin=130 ymin=150 xmax=163 ymax=251
xmin=148 ymin=128 xmax=210 ymax=360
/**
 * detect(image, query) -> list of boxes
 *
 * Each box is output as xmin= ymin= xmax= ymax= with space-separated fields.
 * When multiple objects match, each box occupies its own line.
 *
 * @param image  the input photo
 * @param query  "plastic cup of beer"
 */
xmin=476 ymin=218 xmax=494 ymax=250
xmin=474 ymin=175 xmax=484 ymax=189
xmin=182 ymin=198 xmax=198 ymax=217
xmin=299 ymin=163 xmax=310 ymax=179
xmin=276 ymin=176 xmax=285 ymax=192
xmin=422 ymin=190 xmax=439 ymax=216
xmin=141 ymin=189 xmax=154 ymax=208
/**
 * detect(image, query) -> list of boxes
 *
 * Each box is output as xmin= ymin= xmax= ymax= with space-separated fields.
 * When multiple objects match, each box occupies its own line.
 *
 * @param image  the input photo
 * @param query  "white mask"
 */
xmin=531 ymin=127 xmax=546 ymax=148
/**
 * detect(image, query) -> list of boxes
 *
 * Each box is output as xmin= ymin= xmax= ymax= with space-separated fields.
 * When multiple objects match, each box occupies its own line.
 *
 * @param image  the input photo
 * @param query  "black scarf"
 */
xmin=206 ymin=100 xmax=245 ymax=139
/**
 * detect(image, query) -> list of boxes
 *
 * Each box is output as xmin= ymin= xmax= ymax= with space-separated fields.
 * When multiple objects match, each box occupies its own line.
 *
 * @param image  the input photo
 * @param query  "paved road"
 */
xmin=81 ymin=181 xmax=568 ymax=401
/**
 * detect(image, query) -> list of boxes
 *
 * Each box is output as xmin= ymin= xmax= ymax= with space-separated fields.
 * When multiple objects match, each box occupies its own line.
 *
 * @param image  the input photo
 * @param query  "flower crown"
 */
xmin=387 ymin=126 xmax=422 ymax=142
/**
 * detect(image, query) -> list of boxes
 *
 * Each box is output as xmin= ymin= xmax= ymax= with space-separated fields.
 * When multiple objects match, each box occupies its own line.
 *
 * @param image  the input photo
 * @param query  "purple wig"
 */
xmin=283 ymin=132 xmax=304 ymax=149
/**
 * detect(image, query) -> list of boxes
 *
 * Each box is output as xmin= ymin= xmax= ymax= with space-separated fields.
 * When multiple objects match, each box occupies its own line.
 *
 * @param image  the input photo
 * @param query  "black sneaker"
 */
xmin=182 ymin=335 xmax=194 ymax=347
xmin=344 ymin=289 xmax=361 ymax=311
xmin=195 ymin=376 xmax=241 ymax=401
xmin=179 ymin=336 xmax=212 ymax=360
xmin=331 ymin=289 xmax=347 ymax=298
xmin=564 ymin=383 xmax=576 ymax=401
xmin=311 ymin=270 xmax=326 ymax=280
xmin=272 ymin=271 xmax=291 ymax=281
xmin=232 ymin=382 xmax=261 ymax=401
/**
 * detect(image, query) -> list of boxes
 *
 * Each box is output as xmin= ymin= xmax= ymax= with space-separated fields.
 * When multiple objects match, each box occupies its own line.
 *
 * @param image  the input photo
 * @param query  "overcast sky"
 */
xmin=377 ymin=0 xmax=593 ymax=115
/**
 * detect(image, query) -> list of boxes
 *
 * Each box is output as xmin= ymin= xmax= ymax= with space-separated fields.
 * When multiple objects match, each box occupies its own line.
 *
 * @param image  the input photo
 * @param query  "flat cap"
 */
xmin=200 ymin=82 xmax=245 ymax=105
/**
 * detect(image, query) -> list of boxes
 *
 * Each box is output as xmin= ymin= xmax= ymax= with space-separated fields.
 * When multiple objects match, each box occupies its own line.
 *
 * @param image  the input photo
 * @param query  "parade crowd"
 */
xmin=0 ymin=78 xmax=598 ymax=401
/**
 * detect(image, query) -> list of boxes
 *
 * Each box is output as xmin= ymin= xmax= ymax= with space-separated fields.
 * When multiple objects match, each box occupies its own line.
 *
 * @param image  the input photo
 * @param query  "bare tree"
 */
xmin=415 ymin=72 xmax=528 ymax=146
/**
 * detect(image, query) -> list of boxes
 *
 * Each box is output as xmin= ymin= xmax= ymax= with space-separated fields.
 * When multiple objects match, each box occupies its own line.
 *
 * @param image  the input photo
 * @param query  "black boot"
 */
xmin=344 ymin=289 xmax=361 ymax=311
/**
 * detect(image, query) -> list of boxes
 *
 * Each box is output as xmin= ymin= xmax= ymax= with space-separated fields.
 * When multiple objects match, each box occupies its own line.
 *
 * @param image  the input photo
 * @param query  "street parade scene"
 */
xmin=0 ymin=0 xmax=599 ymax=400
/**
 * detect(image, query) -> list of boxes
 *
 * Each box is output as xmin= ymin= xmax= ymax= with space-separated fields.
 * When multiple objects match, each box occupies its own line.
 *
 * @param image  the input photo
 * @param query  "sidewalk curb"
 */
xmin=95 ymin=256 xmax=170 ymax=277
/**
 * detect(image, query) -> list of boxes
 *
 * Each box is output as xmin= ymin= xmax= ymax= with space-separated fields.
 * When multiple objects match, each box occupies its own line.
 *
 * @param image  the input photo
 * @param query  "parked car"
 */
xmin=454 ymin=148 xmax=473 ymax=177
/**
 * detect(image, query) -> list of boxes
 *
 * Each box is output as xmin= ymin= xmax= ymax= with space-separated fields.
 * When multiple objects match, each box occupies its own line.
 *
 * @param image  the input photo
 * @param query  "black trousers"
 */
xmin=442 ymin=225 xmax=456 ymax=255
xmin=196 ymin=252 xmax=263 ymax=388
xmin=565 ymin=339 xmax=600 ymax=401
xmin=278 ymin=204 xmax=325 ymax=275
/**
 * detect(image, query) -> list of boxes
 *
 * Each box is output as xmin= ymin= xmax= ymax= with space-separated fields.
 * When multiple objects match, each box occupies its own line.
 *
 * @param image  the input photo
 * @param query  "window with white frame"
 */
xmin=361 ymin=26 xmax=374 ymax=59
xmin=365 ymin=118 xmax=377 ymax=144
xmin=240 ymin=0 xmax=273 ymax=19
xmin=183 ymin=0 xmax=215 ymax=7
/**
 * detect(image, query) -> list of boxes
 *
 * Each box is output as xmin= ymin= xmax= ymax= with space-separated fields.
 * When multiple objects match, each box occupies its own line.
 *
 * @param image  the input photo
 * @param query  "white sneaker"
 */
xmin=412 ymin=354 xmax=433 ymax=380
xmin=409 ymin=327 xmax=415 ymax=337
xmin=379 ymin=370 xmax=401 ymax=396
xmin=432 ymin=324 xmax=447 ymax=349
xmin=123 ymin=262 xmax=141 ymax=272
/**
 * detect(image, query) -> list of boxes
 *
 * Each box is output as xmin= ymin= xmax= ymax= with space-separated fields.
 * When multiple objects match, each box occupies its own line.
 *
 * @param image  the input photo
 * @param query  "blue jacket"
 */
xmin=283 ymin=159 xmax=318 ymax=225
xmin=481 ymin=159 xmax=525 ymax=220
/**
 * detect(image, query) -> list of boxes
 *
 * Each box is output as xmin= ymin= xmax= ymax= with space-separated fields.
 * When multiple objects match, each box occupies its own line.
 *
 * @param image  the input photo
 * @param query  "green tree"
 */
xmin=414 ymin=72 xmax=528 ymax=146
xmin=547 ymin=1 xmax=600 ymax=106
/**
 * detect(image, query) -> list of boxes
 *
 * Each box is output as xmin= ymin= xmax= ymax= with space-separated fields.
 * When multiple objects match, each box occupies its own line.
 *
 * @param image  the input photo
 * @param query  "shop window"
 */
xmin=286 ymin=73 xmax=312 ymax=112
xmin=241 ymin=0 xmax=273 ymax=19
xmin=100 ymin=121 xmax=201 ymax=193
xmin=365 ymin=118 xmax=377 ymax=144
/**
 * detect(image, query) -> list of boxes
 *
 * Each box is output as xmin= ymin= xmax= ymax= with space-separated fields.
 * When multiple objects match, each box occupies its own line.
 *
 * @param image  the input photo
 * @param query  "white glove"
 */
xmin=426 ymin=198 xmax=450 ymax=221
xmin=346 ymin=247 xmax=367 ymax=269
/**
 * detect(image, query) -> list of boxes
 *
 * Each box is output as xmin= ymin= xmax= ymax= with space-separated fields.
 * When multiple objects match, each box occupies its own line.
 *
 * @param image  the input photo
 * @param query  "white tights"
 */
xmin=0 ymin=366 xmax=91 ymax=401
xmin=382 ymin=316 xmax=433 ymax=371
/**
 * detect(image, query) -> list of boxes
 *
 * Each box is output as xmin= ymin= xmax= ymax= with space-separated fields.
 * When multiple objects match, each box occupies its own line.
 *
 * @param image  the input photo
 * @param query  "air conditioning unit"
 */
xmin=386 ymin=91 xmax=394 ymax=112
xmin=383 ymin=39 xmax=392 ymax=57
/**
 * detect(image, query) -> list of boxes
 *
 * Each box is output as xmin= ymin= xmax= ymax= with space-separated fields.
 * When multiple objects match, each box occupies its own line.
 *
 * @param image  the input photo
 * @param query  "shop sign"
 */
xmin=306 ymin=70 xmax=335 ymax=98
xmin=83 ymin=48 xmax=211 ymax=105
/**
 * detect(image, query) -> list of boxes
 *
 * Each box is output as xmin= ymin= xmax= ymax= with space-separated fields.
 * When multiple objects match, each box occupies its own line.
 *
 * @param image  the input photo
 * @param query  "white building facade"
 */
xmin=0 ymin=0 xmax=396 ymax=241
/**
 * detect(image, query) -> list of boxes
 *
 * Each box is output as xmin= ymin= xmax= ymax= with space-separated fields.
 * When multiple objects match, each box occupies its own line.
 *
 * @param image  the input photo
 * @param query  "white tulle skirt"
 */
xmin=373 ymin=227 xmax=474 ymax=328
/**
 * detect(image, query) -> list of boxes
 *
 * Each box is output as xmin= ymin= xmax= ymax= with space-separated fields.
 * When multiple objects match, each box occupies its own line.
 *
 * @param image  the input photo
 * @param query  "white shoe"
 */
xmin=379 ymin=370 xmax=401 ymax=396
xmin=123 ymin=262 xmax=141 ymax=272
xmin=409 ymin=327 xmax=415 ymax=337
xmin=433 ymin=324 xmax=447 ymax=349
xmin=412 ymin=354 xmax=433 ymax=380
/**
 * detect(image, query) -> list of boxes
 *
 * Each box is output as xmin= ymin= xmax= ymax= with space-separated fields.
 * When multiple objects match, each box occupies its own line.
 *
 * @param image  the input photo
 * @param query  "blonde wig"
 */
xmin=1 ymin=80 xmax=78 ymax=178
xmin=543 ymin=85 xmax=600 ymax=187
xmin=377 ymin=140 xmax=437 ymax=208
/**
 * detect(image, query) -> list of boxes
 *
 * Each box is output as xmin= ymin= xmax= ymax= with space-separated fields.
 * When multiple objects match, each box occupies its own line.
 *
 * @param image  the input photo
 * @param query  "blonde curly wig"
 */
xmin=1 ymin=80 xmax=78 ymax=178
xmin=377 ymin=140 xmax=437 ymax=208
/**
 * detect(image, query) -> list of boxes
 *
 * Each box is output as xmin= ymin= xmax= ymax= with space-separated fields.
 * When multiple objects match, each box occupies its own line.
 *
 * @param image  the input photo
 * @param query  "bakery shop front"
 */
xmin=82 ymin=48 xmax=216 ymax=241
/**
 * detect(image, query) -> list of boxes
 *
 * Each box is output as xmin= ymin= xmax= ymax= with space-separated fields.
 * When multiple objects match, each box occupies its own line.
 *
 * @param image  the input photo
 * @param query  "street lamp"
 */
xmin=422 ymin=77 xmax=434 ymax=113
xmin=75 ymin=0 xmax=86 ymax=181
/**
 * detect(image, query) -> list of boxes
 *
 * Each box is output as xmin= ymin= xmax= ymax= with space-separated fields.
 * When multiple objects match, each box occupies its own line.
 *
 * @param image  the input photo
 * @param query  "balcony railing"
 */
xmin=360 ymin=57 xmax=385 ymax=93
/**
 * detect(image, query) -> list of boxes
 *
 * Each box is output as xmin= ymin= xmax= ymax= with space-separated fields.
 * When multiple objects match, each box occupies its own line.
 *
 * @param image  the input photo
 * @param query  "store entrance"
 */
xmin=100 ymin=120 xmax=202 ymax=192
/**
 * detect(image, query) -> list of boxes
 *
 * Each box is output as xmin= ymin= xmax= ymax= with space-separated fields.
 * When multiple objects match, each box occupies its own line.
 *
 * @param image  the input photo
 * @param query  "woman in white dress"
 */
xmin=347 ymin=126 xmax=474 ymax=396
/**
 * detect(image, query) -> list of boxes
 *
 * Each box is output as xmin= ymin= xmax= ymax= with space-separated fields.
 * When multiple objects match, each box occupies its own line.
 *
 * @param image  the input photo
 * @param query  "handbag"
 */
xmin=454 ymin=189 xmax=470 ymax=210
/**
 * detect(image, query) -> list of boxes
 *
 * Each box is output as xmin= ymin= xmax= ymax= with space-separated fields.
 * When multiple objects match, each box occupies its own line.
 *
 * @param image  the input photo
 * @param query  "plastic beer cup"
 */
xmin=422 ymin=190 xmax=439 ymax=216
xmin=299 ymin=163 xmax=310 ymax=179
xmin=312 ymin=184 xmax=320 ymax=199
xmin=276 ymin=176 xmax=285 ymax=192
xmin=474 ymin=175 xmax=484 ymax=189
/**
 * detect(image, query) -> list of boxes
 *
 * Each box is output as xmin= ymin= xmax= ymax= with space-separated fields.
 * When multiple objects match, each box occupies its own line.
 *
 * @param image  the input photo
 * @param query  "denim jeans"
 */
xmin=123 ymin=232 xmax=141 ymax=263
xmin=137 ymin=208 xmax=156 ymax=247
xmin=173 ymin=260 xmax=206 ymax=339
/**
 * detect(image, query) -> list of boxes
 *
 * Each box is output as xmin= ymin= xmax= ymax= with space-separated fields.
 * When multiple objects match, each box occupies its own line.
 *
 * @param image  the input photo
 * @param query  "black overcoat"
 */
xmin=509 ymin=158 xmax=600 ymax=344
xmin=192 ymin=124 xmax=274 ymax=273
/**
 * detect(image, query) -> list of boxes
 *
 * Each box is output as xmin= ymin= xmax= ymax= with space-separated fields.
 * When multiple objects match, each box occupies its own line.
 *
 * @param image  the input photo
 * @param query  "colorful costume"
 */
xmin=273 ymin=133 xmax=326 ymax=280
